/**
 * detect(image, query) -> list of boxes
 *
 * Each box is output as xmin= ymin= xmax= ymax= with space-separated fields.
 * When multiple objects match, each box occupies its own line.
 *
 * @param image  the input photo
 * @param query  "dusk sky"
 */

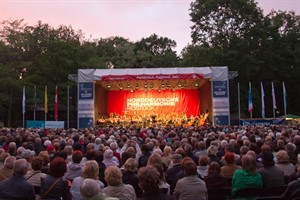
xmin=1 ymin=0 xmax=299 ymax=54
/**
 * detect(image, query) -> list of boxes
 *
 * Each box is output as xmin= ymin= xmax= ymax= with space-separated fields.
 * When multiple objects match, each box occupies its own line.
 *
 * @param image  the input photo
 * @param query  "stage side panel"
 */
xmin=95 ymin=83 xmax=108 ymax=120
xmin=200 ymin=81 xmax=212 ymax=121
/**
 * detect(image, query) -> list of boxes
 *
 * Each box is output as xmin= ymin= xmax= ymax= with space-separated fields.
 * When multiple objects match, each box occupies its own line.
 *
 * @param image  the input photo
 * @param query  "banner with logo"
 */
xmin=107 ymin=89 xmax=200 ymax=117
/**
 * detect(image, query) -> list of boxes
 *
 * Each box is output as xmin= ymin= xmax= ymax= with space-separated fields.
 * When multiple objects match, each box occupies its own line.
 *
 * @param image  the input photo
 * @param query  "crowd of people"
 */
xmin=0 ymin=123 xmax=299 ymax=200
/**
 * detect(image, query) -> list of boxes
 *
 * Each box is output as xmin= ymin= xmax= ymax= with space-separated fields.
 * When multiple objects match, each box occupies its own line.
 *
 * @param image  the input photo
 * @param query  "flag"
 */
xmin=34 ymin=85 xmax=36 ymax=113
xmin=283 ymin=82 xmax=287 ymax=115
xmin=22 ymin=86 xmax=26 ymax=114
xmin=54 ymin=85 xmax=58 ymax=121
xmin=272 ymin=82 xmax=277 ymax=110
xmin=248 ymin=82 xmax=253 ymax=112
xmin=261 ymin=82 xmax=265 ymax=118
xmin=44 ymin=86 xmax=48 ymax=113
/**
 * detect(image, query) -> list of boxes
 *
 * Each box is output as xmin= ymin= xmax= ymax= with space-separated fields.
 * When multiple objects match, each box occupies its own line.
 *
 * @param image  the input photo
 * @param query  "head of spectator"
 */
xmin=82 ymin=160 xmax=99 ymax=180
xmin=13 ymin=158 xmax=28 ymax=176
xmin=207 ymin=162 xmax=221 ymax=176
xmin=147 ymin=153 xmax=163 ymax=166
xmin=4 ymin=156 xmax=16 ymax=169
xmin=86 ymin=149 xmax=96 ymax=160
xmin=261 ymin=151 xmax=274 ymax=167
xmin=104 ymin=149 xmax=114 ymax=160
xmin=207 ymin=145 xmax=218 ymax=156
xmin=38 ymin=151 xmax=50 ymax=167
xmin=0 ymin=152 xmax=9 ymax=163
xmin=172 ymin=154 xmax=183 ymax=165
xmin=16 ymin=146 xmax=25 ymax=157
xmin=49 ymin=157 xmax=67 ymax=177
xmin=104 ymin=165 xmax=123 ymax=186
xmin=240 ymin=146 xmax=249 ymax=156
xmin=241 ymin=154 xmax=257 ymax=173
xmin=182 ymin=158 xmax=197 ymax=176
xmin=21 ymin=149 xmax=33 ymax=162
xmin=276 ymin=150 xmax=290 ymax=163
xmin=198 ymin=155 xmax=210 ymax=167
xmin=224 ymin=152 xmax=235 ymax=164
xmin=285 ymin=143 xmax=296 ymax=153
xmin=124 ymin=158 xmax=138 ymax=172
xmin=137 ymin=166 xmax=160 ymax=192
xmin=31 ymin=156 xmax=44 ymax=171
xmin=80 ymin=178 xmax=104 ymax=200
xmin=8 ymin=142 xmax=16 ymax=156
xmin=110 ymin=142 xmax=118 ymax=152
xmin=72 ymin=150 xmax=83 ymax=164
xmin=47 ymin=145 xmax=56 ymax=158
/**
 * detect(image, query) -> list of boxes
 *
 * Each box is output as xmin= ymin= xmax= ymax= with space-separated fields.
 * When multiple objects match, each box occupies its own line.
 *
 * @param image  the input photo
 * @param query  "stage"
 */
xmin=77 ymin=67 xmax=230 ymax=128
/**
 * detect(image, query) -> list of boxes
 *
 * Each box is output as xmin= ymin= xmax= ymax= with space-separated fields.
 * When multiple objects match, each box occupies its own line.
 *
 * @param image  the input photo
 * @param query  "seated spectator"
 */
xmin=207 ymin=145 xmax=220 ymax=164
xmin=25 ymin=156 xmax=47 ymax=187
xmin=221 ymin=152 xmax=241 ymax=179
xmin=70 ymin=160 xmax=105 ymax=200
xmin=0 ymin=158 xmax=36 ymax=200
xmin=232 ymin=154 xmax=263 ymax=196
xmin=0 ymin=156 xmax=15 ymax=181
xmin=165 ymin=154 xmax=183 ymax=195
xmin=173 ymin=157 xmax=207 ymax=200
xmin=102 ymin=149 xmax=119 ymax=168
xmin=122 ymin=158 xmax=142 ymax=197
xmin=80 ymin=178 xmax=118 ymax=200
xmin=275 ymin=150 xmax=295 ymax=177
xmin=281 ymin=163 xmax=300 ymax=200
xmin=258 ymin=151 xmax=285 ymax=189
xmin=204 ymin=162 xmax=227 ymax=188
xmin=41 ymin=157 xmax=69 ymax=200
xmin=197 ymin=155 xmax=210 ymax=179
xmin=64 ymin=150 xmax=83 ymax=181
xmin=103 ymin=165 xmax=136 ymax=200
xmin=137 ymin=166 xmax=172 ymax=200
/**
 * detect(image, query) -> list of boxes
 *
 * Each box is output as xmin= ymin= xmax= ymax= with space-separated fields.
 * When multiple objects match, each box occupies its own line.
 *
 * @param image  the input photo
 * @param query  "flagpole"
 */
xmin=44 ymin=86 xmax=47 ymax=124
xmin=261 ymin=82 xmax=265 ymax=118
xmin=272 ymin=82 xmax=276 ymax=118
xmin=34 ymin=85 xmax=36 ymax=121
xmin=67 ymin=85 xmax=70 ymax=129
xmin=22 ymin=86 xmax=25 ymax=128
xmin=248 ymin=82 xmax=253 ymax=119
xmin=283 ymin=82 xmax=287 ymax=116
xmin=238 ymin=82 xmax=240 ymax=122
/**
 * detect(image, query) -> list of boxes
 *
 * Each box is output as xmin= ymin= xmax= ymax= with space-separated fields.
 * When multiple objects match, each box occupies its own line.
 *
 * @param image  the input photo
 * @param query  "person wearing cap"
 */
xmin=46 ymin=145 xmax=56 ymax=161
xmin=165 ymin=154 xmax=183 ymax=195
xmin=258 ymin=151 xmax=285 ymax=190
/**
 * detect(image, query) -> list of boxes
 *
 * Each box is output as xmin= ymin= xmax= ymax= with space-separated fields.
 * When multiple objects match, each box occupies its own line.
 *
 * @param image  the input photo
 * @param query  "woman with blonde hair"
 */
xmin=275 ymin=150 xmax=295 ymax=177
xmin=122 ymin=158 xmax=142 ymax=197
xmin=103 ymin=166 xmax=136 ymax=200
xmin=70 ymin=160 xmax=105 ymax=200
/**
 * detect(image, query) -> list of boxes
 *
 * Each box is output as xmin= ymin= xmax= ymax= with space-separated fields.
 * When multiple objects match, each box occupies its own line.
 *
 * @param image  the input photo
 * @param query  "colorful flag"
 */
xmin=272 ymin=82 xmax=277 ymax=110
xmin=248 ymin=82 xmax=253 ymax=112
xmin=283 ymin=82 xmax=287 ymax=115
xmin=261 ymin=82 xmax=265 ymax=118
xmin=44 ymin=86 xmax=48 ymax=113
xmin=54 ymin=85 xmax=58 ymax=121
xmin=22 ymin=86 xmax=26 ymax=114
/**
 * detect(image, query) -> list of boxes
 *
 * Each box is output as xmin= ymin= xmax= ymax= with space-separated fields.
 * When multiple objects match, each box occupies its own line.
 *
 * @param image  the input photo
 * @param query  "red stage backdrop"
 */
xmin=107 ymin=89 xmax=200 ymax=117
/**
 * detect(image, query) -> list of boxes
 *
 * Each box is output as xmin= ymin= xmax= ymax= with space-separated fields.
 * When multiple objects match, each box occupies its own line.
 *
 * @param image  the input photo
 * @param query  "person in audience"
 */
xmin=275 ymin=150 xmax=295 ymax=177
xmin=231 ymin=154 xmax=263 ymax=197
xmin=258 ymin=151 xmax=285 ymax=189
xmin=0 ymin=158 xmax=36 ymax=200
xmin=41 ymin=157 xmax=69 ymax=200
xmin=165 ymin=154 xmax=183 ymax=195
xmin=103 ymin=149 xmax=119 ymax=168
xmin=197 ymin=155 xmax=210 ymax=179
xmin=70 ymin=160 xmax=105 ymax=200
xmin=64 ymin=150 xmax=83 ymax=181
xmin=103 ymin=165 xmax=137 ymax=200
xmin=137 ymin=166 xmax=172 ymax=200
xmin=25 ymin=156 xmax=47 ymax=187
xmin=204 ymin=162 xmax=227 ymax=188
xmin=281 ymin=162 xmax=300 ymax=200
xmin=122 ymin=158 xmax=142 ymax=197
xmin=0 ymin=156 xmax=16 ymax=181
xmin=80 ymin=178 xmax=118 ymax=200
xmin=221 ymin=152 xmax=241 ymax=179
xmin=173 ymin=157 xmax=207 ymax=200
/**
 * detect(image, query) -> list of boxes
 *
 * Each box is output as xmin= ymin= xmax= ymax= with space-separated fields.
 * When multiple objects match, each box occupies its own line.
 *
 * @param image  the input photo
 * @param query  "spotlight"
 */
xmin=127 ymin=82 xmax=131 ymax=88
xmin=106 ymin=83 xmax=111 ymax=89
xmin=158 ymin=89 xmax=161 ymax=93
xmin=135 ymin=84 xmax=139 ymax=90
xmin=144 ymin=82 xmax=148 ymax=88
xmin=150 ymin=83 xmax=154 ymax=89
xmin=130 ymin=89 xmax=133 ymax=93
xmin=195 ymin=81 xmax=199 ymax=87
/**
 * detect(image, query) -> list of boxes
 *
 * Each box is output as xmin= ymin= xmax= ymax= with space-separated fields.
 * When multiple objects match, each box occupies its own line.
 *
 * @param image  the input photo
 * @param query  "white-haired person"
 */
xmin=80 ymin=178 xmax=119 ymax=200
xmin=103 ymin=166 xmax=136 ymax=200
xmin=70 ymin=160 xmax=105 ymax=200
xmin=102 ymin=149 xmax=119 ymax=168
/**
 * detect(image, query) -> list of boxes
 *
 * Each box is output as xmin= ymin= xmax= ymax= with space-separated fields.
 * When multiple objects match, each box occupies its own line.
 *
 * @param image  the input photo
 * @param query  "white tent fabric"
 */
xmin=78 ymin=67 xmax=214 ymax=82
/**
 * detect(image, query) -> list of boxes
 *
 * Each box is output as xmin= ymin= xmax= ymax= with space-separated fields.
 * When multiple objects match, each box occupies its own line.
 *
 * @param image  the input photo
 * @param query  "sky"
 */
xmin=1 ymin=0 xmax=299 ymax=54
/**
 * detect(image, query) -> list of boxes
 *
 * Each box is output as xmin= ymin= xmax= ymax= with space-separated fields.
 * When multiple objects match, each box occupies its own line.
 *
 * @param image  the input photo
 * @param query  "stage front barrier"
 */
xmin=27 ymin=120 xmax=65 ymax=128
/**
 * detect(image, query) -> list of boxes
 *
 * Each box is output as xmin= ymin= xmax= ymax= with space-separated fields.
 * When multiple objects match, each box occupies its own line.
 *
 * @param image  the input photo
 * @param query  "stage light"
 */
xmin=195 ymin=81 xmax=199 ymax=87
xmin=161 ymin=81 xmax=165 ymax=88
xmin=135 ymin=84 xmax=139 ymax=90
xmin=127 ymin=82 xmax=131 ymax=88
xmin=178 ymin=81 xmax=182 ymax=88
xmin=106 ymin=83 xmax=111 ymax=89
xmin=158 ymin=89 xmax=161 ymax=93
xmin=144 ymin=82 xmax=148 ymax=88
xmin=130 ymin=88 xmax=133 ymax=93
xmin=150 ymin=82 xmax=154 ymax=89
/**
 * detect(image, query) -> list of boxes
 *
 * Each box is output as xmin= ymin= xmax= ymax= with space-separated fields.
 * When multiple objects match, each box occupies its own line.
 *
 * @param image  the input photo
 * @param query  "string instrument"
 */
xmin=199 ymin=113 xmax=209 ymax=126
